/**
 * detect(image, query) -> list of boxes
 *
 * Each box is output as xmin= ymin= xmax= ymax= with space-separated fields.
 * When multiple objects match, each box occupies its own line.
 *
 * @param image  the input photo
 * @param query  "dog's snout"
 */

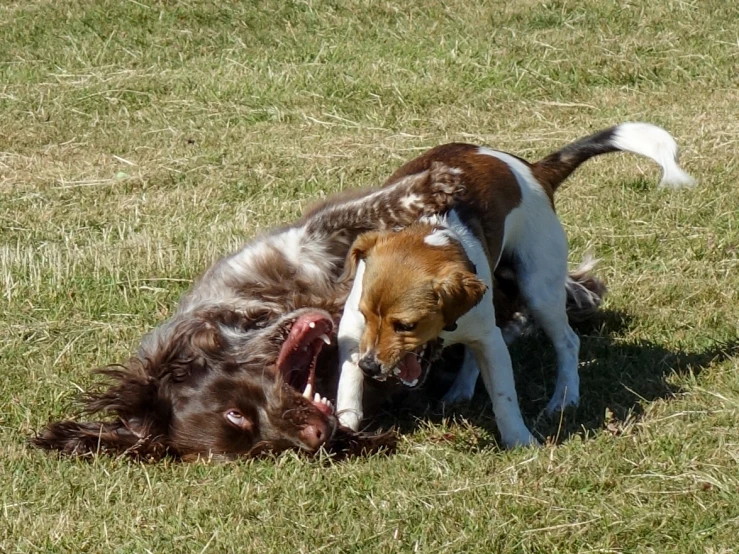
xmin=358 ymin=355 xmax=382 ymax=377
xmin=298 ymin=420 xmax=331 ymax=451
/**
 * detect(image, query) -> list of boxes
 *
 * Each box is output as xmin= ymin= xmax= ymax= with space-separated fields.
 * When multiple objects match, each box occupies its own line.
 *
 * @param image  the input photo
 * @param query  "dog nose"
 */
xmin=298 ymin=420 xmax=331 ymax=451
xmin=358 ymin=356 xmax=382 ymax=377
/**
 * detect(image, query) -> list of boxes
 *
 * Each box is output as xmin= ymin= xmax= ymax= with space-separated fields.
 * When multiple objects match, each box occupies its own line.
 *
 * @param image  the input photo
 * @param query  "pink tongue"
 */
xmin=398 ymin=353 xmax=422 ymax=385
xmin=313 ymin=401 xmax=333 ymax=416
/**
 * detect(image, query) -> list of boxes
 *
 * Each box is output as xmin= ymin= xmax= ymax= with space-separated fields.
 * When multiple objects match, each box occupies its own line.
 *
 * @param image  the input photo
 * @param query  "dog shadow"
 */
xmin=364 ymin=310 xmax=739 ymax=449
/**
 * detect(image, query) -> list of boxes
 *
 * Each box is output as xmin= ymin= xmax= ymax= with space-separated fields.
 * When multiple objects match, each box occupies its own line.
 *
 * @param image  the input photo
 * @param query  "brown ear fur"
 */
xmin=32 ymin=315 xmax=228 ymax=460
xmin=84 ymin=360 xmax=166 ymax=422
xmin=32 ymin=358 xmax=172 ymax=460
xmin=435 ymin=271 xmax=488 ymax=327
xmin=339 ymin=231 xmax=381 ymax=283
xmin=31 ymin=419 xmax=169 ymax=460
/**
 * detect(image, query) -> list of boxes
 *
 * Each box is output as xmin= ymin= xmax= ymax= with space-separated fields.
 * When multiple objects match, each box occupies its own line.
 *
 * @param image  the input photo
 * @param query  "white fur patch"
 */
xmin=227 ymin=227 xmax=333 ymax=285
xmin=477 ymin=147 xmax=546 ymax=201
xmin=400 ymin=193 xmax=422 ymax=211
xmin=423 ymin=228 xmax=452 ymax=247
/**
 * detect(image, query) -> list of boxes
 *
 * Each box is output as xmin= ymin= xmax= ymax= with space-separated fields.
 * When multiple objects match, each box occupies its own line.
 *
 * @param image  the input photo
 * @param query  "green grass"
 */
xmin=2 ymin=0 xmax=738 ymax=551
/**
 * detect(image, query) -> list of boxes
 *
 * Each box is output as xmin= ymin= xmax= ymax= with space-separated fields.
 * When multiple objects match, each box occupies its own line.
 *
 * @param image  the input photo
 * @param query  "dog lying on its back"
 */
xmin=336 ymin=122 xmax=694 ymax=447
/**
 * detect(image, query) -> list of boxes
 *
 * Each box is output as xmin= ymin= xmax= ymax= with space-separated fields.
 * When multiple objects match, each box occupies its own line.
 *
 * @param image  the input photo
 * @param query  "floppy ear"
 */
xmin=84 ymin=361 xmax=166 ymax=422
xmin=435 ymin=271 xmax=488 ymax=328
xmin=339 ymin=231 xmax=381 ymax=283
xmin=32 ymin=358 xmax=172 ymax=460
xmin=31 ymin=419 xmax=169 ymax=460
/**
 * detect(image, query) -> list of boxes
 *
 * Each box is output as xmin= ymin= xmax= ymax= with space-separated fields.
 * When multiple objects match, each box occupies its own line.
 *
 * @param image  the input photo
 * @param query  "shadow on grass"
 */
xmin=364 ymin=310 xmax=739 ymax=449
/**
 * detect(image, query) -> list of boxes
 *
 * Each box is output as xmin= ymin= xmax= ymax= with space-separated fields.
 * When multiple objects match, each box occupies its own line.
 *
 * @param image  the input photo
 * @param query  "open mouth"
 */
xmin=276 ymin=311 xmax=335 ymax=416
xmin=391 ymin=339 xmax=443 ymax=388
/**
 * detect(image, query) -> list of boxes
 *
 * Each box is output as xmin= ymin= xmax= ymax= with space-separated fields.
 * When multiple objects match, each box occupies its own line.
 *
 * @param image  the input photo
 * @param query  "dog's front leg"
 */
xmin=469 ymin=327 xmax=539 ymax=448
xmin=335 ymin=261 xmax=367 ymax=431
xmin=304 ymin=163 xmax=463 ymax=238
xmin=336 ymin=347 xmax=364 ymax=431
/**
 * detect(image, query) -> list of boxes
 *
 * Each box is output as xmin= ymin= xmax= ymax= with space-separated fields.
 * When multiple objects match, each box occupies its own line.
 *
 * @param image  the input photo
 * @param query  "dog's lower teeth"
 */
xmin=303 ymin=383 xmax=313 ymax=399
xmin=392 ymin=367 xmax=401 ymax=376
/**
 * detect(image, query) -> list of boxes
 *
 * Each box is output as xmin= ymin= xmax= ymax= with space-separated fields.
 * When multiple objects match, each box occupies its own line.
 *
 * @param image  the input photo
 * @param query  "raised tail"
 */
xmin=531 ymin=122 xmax=696 ymax=192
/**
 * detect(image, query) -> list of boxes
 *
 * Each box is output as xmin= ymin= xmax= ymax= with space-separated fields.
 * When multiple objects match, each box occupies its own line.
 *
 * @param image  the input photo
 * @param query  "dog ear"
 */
xmin=84 ymin=360 xmax=165 ymax=422
xmin=435 ymin=270 xmax=488 ymax=329
xmin=31 ymin=419 xmax=169 ymax=460
xmin=340 ymin=231 xmax=381 ymax=282
xmin=32 ymin=357 xmax=173 ymax=459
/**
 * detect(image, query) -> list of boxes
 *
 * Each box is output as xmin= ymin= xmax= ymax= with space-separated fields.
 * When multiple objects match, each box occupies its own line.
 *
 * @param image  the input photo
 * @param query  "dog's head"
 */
xmin=33 ymin=308 xmax=340 ymax=460
xmin=343 ymin=225 xmax=488 ymax=388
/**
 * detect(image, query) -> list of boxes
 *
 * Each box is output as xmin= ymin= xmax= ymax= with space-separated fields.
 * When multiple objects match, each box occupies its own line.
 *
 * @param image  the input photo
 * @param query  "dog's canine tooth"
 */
xmin=303 ymin=383 xmax=313 ymax=399
xmin=319 ymin=334 xmax=331 ymax=345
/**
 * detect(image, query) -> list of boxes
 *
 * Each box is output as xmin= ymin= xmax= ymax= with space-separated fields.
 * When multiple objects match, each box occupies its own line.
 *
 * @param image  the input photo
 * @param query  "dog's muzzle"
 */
xmin=358 ymin=355 xmax=384 ymax=379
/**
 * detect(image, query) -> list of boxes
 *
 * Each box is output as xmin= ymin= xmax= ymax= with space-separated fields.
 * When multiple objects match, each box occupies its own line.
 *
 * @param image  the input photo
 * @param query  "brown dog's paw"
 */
xmin=325 ymin=426 xmax=398 ymax=459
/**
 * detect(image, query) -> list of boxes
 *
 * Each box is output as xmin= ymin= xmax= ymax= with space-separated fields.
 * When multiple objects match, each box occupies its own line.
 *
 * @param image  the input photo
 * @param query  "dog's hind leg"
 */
xmin=515 ymin=211 xmax=581 ymax=415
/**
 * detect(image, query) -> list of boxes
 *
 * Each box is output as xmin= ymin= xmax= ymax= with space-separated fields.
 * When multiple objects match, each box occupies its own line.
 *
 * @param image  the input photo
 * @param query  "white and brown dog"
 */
xmin=336 ymin=122 xmax=694 ymax=448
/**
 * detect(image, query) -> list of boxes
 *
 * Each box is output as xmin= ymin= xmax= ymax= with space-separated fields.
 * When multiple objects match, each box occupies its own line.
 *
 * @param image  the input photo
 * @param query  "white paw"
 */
xmin=337 ymin=410 xmax=362 ymax=432
xmin=545 ymin=387 xmax=580 ymax=415
xmin=500 ymin=428 xmax=540 ymax=449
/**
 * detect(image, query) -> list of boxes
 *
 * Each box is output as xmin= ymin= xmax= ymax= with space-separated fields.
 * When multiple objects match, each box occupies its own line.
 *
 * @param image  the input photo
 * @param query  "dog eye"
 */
xmin=393 ymin=321 xmax=417 ymax=332
xmin=225 ymin=410 xmax=246 ymax=427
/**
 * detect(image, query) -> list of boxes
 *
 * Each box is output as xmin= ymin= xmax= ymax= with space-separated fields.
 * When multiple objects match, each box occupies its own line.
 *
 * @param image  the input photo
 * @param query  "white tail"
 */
xmin=611 ymin=122 xmax=696 ymax=188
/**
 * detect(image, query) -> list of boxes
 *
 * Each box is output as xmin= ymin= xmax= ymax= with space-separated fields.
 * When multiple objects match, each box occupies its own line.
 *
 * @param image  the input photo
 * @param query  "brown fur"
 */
xmin=346 ymin=225 xmax=488 ymax=371
xmin=33 ymin=167 xmax=468 ymax=460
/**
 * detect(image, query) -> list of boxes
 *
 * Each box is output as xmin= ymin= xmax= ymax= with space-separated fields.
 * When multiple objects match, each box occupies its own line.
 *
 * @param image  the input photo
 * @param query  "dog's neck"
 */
xmin=418 ymin=210 xmax=481 ymax=271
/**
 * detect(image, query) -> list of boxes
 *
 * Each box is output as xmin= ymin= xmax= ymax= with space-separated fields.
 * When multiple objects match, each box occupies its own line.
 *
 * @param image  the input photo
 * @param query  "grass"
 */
xmin=1 ymin=0 xmax=738 ymax=551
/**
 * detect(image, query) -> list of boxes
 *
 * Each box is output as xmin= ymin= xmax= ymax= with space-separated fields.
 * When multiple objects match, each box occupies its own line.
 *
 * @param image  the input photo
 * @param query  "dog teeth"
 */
xmin=319 ymin=334 xmax=331 ymax=345
xmin=310 ymin=394 xmax=334 ymax=412
xmin=401 ymin=378 xmax=419 ymax=387
xmin=392 ymin=367 xmax=401 ymax=376
xmin=303 ymin=383 xmax=313 ymax=399
xmin=308 ymin=322 xmax=316 ymax=329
